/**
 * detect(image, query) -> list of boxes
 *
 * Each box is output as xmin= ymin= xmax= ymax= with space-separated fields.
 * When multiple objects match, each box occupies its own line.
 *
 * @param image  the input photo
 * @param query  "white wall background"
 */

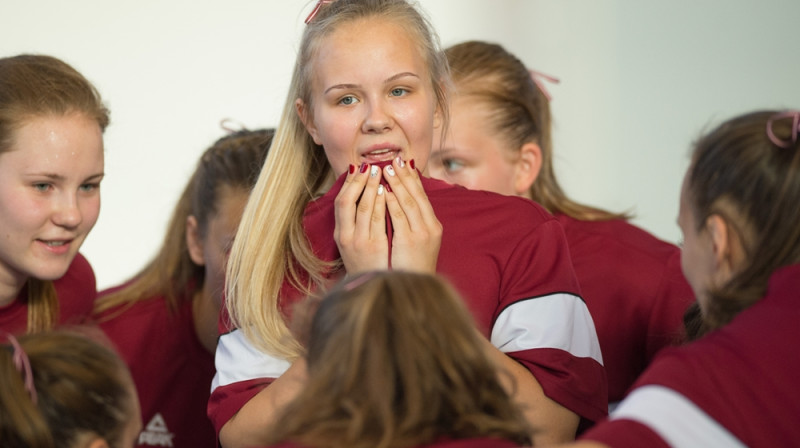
xmin=2 ymin=1 xmax=798 ymax=290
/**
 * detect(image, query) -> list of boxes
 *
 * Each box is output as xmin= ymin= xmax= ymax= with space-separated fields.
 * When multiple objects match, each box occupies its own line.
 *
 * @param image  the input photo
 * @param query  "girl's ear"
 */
xmin=706 ymin=214 xmax=744 ymax=282
xmin=296 ymin=99 xmax=322 ymax=145
xmin=186 ymin=215 xmax=205 ymax=266
xmin=513 ymin=142 xmax=542 ymax=197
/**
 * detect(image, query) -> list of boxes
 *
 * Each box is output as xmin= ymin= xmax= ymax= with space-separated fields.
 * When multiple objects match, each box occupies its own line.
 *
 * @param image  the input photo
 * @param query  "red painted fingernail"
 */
xmin=409 ymin=159 xmax=416 ymax=170
xmin=349 ymin=164 xmax=355 ymax=174
xmin=359 ymin=163 xmax=368 ymax=173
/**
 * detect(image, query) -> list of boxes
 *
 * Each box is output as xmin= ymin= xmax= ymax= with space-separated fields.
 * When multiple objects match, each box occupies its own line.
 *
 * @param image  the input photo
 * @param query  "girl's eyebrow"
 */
xmin=323 ymin=72 xmax=420 ymax=95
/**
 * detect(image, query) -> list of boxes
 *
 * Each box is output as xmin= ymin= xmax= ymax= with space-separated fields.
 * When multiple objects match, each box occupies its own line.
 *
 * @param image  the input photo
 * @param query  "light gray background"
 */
xmin=3 ymin=1 xmax=798 ymax=289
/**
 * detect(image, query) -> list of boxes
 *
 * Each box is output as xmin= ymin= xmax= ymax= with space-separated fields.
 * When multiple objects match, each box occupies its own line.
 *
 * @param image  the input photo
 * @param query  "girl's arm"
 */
xmin=479 ymin=335 xmax=580 ymax=445
xmin=218 ymin=359 xmax=307 ymax=448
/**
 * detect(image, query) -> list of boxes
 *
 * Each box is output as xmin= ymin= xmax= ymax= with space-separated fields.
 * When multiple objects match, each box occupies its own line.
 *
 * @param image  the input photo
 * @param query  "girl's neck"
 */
xmin=192 ymin=286 xmax=220 ymax=354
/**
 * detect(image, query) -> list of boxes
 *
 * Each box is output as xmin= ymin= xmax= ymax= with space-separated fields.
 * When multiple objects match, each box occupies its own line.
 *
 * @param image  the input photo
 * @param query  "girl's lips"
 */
xmin=37 ymin=239 xmax=72 ymax=255
xmin=361 ymin=148 xmax=400 ymax=163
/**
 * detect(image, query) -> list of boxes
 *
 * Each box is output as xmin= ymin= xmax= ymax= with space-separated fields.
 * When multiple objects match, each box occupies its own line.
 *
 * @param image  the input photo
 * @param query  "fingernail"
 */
xmin=386 ymin=165 xmax=396 ymax=177
xmin=377 ymin=184 xmax=384 ymax=196
xmin=396 ymin=156 xmax=405 ymax=168
xmin=349 ymin=164 xmax=355 ymax=174
xmin=370 ymin=165 xmax=379 ymax=177
xmin=359 ymin=163 xmax=368 ymax=174
xmin=409 ymin=159 xmax=416 ymax=170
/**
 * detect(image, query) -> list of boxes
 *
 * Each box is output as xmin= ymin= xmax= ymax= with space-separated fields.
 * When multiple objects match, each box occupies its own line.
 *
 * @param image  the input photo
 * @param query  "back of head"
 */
xmin=95 ymin=128 xmax=274 ymax=313
xmin=0 ymin=54 xmax=109 ymax=154
xmin=687 ymin=109 xmax=800 ymax=331
xmin=0 ymin=329 xmax=136 ymax=448
xmin=271 ymin=271 xmax=532 ymax=448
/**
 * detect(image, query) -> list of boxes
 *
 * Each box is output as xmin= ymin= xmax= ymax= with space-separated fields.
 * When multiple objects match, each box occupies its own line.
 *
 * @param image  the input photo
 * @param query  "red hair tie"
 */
xmin=766 ymin=110 xmax=800 ymax=148
xmin=305 ymin=0 xmax=334 ymax=24
xmin=4 ymin=333 xmax=37 ymax=404
xmin=529 ymin=69 xmax=560 ymax=102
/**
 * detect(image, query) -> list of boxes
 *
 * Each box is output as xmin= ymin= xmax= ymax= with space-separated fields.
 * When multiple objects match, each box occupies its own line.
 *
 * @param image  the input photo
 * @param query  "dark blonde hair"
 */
xmin=226 ymin=0 xmax=450 ymax=359
xmin=267 ymin=271 xmax=532 ymax=448
xmin=0 ymin=54 xmax=109 ymax=333
xmin=0 ymin=328 xmax=135 ymax=448
xmin=94 ymin=128 xmax=273 ymax=314
xmin=686 ymin=110 xmax=800 ymax=336
xmin=445 ymin=41 xmax=629 ymax=221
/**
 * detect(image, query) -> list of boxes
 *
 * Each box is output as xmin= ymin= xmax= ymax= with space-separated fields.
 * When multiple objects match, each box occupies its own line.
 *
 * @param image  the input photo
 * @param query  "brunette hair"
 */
xmin=0 ymin=328 xmax=135 ymax=448
xmin=685 ymin=110 xmax=800 ymax=336
xmin=444 ymin=41 xmax=629 ymax=221
xmin=0 ymin=54 xmax=109 ymax=332
xmin=225 ymin=0 xmax=450 ymax=359
xmin=94 ymin=128 xmax=273 ymax=314
xmin=267 ymin=271 xmax=532 ymax=448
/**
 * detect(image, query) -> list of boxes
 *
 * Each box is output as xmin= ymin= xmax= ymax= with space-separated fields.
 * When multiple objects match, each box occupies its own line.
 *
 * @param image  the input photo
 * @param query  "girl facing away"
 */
xmin=427 ymin=41 xmax=694 ymax=407
xmin=264 ymin=271 xmax=534 ymax=448
xmin=0 ymin=328 xmax=142 ymax=448
xmin=94 ymin=128 xmax=273 ymax=448
xmin=211 ymin=1 xmax=606 ymax=447
xmin=0 ymin=54 xmax=107 ymax=335
xmin=553 ymin=110 xmax=800 ymax=447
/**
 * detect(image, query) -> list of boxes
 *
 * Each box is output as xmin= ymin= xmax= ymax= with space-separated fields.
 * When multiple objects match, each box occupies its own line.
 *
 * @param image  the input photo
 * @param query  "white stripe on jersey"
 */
xmin=611 ymin=385 xmax=746 ymax=448
xmin=491 ymin=292 xmax=603 ymax=363
xmin=210 ymin=328 xmax=291 ymax=392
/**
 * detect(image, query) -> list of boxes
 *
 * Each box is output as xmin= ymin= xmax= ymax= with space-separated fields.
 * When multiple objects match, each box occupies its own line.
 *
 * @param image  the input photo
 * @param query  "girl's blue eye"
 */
xmin=443 ymin=159 xmax=465 ymax=172
xmin=339 ymin=96 xmax=357 ymax=106
xmin=80 ymin=183 xmax=99 ymax=193
xmin=390 ymin=88 xmax=407 ymax=97
xmin=34 ymin=183 xmax=50 ymax=192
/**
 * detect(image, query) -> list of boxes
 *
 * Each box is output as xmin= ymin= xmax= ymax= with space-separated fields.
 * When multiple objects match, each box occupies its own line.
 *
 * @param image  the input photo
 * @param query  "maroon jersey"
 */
xmin=581 ymin=263 xmax=800 ymax=447
xmin=210 ymin=174 xmax=607 ymax=434
xmin=98 ymin=283 xmax=216 ymax=448
xmin=0 ymin=252 xmax=96 ymax=334
xmin=555 ymin=214 xmax=694 ymax=404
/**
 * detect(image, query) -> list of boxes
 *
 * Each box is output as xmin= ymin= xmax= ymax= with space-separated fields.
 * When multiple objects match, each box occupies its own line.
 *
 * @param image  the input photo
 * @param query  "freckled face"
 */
xmin=0 ymin=113 xmax=103 ymax=297
xmin=429 ymin=95 xmax=520 ymax=195
xmin=299 ymin=18 xmax=440 ymax=177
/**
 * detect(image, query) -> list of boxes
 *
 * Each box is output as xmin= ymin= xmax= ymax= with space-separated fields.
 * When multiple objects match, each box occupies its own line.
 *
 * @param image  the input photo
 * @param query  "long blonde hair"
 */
xmin=225 ymin=0 xmax=450 ymax=359
xmin=0 ymin=54 xmax=109 ymax=333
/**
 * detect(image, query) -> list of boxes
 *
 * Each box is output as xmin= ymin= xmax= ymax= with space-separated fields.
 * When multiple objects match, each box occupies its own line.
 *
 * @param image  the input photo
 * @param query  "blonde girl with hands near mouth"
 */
xmin=210 ymin=1 xmax=606 ymax=447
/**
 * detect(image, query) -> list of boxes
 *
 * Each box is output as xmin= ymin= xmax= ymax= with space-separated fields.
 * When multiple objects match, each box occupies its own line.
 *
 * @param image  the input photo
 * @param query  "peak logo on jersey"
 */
xmin=138 ymin=413 xmax=175 ymax=447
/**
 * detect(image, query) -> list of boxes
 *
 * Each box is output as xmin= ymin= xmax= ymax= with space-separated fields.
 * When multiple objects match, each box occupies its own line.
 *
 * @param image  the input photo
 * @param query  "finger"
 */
xmin=371 ymin=182 xmax=387 ymax=239
xmin=334 ymin=163 xmax=370 ymax=242
xmin=354 ymin=165 xmax=383 ymax=237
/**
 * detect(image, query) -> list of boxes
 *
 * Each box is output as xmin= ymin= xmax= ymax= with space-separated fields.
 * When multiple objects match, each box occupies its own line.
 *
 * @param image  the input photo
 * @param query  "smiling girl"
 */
xmin=210 ymin=1 xmax=606 ymax=447
xmin=0 ymin=54 xmax=107 ymax=335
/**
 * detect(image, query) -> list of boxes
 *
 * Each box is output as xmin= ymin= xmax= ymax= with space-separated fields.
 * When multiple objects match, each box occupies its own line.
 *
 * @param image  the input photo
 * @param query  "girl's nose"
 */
xmin=52 ymin=195 xmax=82 ymax=229
xmin=362 ymin=101 xmax=393 ymax=133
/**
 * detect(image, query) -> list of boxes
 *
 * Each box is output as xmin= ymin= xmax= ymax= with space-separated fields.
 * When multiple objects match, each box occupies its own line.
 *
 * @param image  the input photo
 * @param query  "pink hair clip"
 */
xmin=305 ymin=0 xmax=334 ymax=24
xmin=4 ymin=333 xmax=37 ymax=404
xmin=529 ymin=69 xmax=560 ymax=102
xmin=766 ymin=110 xmax=800 ymax=148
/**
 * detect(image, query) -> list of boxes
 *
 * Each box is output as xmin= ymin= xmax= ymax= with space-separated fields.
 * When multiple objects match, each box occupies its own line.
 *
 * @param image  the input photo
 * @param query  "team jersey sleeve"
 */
xmin=492 ymin=219 xmax=608 ymax=424
xmin=208 ymin=304 xmax=291 ymax=435
xmin=581 ymin=385 xmax=746 ymax=448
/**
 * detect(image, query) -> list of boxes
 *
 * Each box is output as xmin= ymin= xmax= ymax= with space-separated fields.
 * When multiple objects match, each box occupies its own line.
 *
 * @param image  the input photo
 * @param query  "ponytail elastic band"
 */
xmin=529 ymin=69 xmax=560 ymax=102
xmin=766 ymin=110 xmax=800 ymax=148
xmin=4 ymin=333 xmax=37 ymax=404
xmin=305 ymin=0 xmax=333 ymax=24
